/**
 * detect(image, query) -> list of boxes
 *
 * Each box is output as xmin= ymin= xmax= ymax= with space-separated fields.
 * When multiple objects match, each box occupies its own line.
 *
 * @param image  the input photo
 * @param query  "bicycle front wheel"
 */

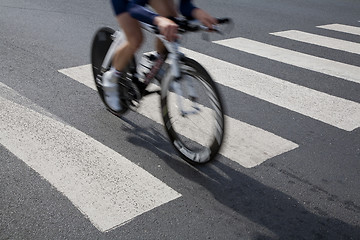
xmin=161 ymin=57 xmax=225 ymax=164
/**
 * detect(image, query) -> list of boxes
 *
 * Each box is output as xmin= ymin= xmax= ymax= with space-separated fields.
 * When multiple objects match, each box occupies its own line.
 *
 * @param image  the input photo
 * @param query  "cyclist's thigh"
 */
xmin=116 ymin=13 xmax=143 ymax=47
xmin=111 ymin=0 xmax=142 ymax=41
xmin=149 ymin=0 xmax=177 ymax=17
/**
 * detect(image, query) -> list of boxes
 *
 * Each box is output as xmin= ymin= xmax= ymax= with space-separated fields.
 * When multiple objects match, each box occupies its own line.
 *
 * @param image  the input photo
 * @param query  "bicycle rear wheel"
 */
xmin=91 ymin=27 xmax=136 ymax=116
xmin=161 ymin=57 xmax=225 ymax=164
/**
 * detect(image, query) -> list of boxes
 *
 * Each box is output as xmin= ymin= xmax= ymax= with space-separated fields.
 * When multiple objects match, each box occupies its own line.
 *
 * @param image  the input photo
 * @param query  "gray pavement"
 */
xmin=1 ymin=0 xmax=359 ymax=239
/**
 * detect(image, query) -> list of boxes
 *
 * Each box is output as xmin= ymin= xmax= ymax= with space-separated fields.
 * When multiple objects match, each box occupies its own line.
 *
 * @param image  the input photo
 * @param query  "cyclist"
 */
xmin=104 ymin=0 xmax=217 ymax=112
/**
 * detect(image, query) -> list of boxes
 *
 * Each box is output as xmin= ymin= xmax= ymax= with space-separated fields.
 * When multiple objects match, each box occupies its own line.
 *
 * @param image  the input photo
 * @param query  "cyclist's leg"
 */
xmin=102 ymin=0 xmax=143 ymax=112
xmin=109 ymin=0 xmax=143 ymax=71
xmin=149 ymin=0 xmax=177 ymax=54
xmin=112 ymin=13 xmax=143 ymax=71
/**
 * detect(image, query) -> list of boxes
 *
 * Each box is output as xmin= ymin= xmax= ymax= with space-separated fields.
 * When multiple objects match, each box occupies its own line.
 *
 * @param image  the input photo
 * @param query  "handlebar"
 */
xmin=217 ymin=18 xmax=231 ymax=24
xmin=141 ymin=17 xmax=233 ymax=35
xmin=169 ymin=17 xmax=232 ymax=34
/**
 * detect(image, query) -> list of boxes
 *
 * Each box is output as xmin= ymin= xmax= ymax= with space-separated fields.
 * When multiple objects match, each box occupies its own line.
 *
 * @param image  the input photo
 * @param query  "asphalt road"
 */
xmin=1 ymin=0 xmax=359 ymax=239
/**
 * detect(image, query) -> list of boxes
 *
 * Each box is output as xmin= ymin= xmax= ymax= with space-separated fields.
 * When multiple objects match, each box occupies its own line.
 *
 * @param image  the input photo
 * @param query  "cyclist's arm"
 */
xmin=128 ymin=0 xmax=216 ymax=39
xmin=128 ymin=0 xmax=178 ymax=41
xmin=128 ymin=0 xmax=198 ymax=25
xmin=191 ymin=8 xmax=217 ymax=29
xmin=179 ymin=0 xmax=217 ymax=29
xmin=179 ymin=0 xmax=197 ymax=19
xmin=128 ymin=0 xmax=158 ymax=25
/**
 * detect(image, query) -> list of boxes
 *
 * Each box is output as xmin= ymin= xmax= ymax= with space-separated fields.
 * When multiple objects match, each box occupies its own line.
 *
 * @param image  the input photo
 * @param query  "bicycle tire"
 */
xmin=91 ymin=27 xmax=136 ymax=116
xmin=161 ymin=57 xmax=225 ymax=164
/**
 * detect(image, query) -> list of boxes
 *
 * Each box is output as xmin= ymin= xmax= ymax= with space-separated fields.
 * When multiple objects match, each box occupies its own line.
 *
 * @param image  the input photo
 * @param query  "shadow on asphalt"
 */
xmin=123 ymin=117 xmax=360 ymax=240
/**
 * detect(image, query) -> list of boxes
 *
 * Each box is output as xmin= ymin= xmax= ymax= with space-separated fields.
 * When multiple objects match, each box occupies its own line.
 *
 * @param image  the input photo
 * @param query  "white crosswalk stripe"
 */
xmin=270 ymin=30 xmax=360 ymax=54
xmin=213 ymin=37 xmax=360 ymax=84
xmin=180 ymin=48 xmax=360 ymax=132
xmin=0 ymin=82 xmax=181 ymax=232
xmin=317 ymin=23 xmax=360 ymax=36
xmin=59 ymin=65 xmax=298 ymax=168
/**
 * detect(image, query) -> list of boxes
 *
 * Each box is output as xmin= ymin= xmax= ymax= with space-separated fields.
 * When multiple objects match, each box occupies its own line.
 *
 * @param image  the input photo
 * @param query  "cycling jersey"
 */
xmin=128 ymin=0 xmax=197 ymax=25
xmin=111 ymin=0 xmax=129 ymax=15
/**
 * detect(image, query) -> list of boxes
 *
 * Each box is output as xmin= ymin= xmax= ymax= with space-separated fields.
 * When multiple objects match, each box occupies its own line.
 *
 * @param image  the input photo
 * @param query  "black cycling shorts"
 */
xmin=111 ymin=0 xmax=129 ymax=16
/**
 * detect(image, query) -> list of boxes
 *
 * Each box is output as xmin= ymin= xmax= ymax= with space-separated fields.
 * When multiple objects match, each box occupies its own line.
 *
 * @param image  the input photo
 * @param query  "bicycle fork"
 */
xmin=164 ymin=41 xmax=201 ymax=117
xmin=171 ymin=78 xmax=201 ymax=117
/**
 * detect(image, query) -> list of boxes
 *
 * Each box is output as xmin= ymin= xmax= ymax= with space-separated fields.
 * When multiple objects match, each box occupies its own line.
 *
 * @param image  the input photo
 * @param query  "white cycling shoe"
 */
xmin=102 ymin=69 xmax=122 ymax=112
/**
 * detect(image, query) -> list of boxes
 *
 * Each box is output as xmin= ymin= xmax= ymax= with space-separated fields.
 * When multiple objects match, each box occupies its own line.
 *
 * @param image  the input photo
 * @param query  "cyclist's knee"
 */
xmin=127 ymin=33 xmax=143 ymax=52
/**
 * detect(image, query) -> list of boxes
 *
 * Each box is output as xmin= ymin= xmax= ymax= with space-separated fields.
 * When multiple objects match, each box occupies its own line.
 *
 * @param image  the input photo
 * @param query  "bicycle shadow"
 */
xmin=120 ymin=116 xmax=360 ymax=240
xmin=186 ymin=161 xmax=360 ymax=239
xmin=119 ymin=115 xmax=174 ymax=158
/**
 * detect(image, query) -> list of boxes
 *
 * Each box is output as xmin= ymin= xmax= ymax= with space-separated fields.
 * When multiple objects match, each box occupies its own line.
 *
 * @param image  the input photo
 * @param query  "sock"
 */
xmin=110 ymin=67 xmax=123 ymax=78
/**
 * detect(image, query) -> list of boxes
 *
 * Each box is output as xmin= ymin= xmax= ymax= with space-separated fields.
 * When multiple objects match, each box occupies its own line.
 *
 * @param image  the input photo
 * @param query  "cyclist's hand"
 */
xmin=192 ymin=8 xmax=218 ymax=30
xmin=154 ymin=16 xmax=178 ymax=42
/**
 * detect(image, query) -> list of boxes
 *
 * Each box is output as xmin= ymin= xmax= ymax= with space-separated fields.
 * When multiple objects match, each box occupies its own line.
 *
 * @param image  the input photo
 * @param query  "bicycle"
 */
xmin=91 ymin=17 xmax=231 ymax=164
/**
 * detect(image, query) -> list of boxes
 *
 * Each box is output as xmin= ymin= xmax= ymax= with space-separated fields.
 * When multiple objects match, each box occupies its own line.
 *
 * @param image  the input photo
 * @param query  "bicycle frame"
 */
xmin=100 ymin=17 xmax=232 ymax=79
xmin=102 ymin=23 xmax=181 ymax=76
xmin=100 ymin=21 xmax=202 ymax=117
xmin=100 ymin=30 xmax=125 ymax=73
xmin=92 ymin=17 xmax=229 ymax=163
xmin=140 ymin=22 xmax=202 ymax=117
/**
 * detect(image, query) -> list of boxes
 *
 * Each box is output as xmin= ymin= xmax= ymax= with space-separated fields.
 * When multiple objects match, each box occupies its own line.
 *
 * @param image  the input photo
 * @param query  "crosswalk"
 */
xmin=0 ymin=82 xmax=181 ymax=232
xmin=213 ymin=37 xmax=360 ymax=84
xmin=270 ymin=30 xmax=360 ymax=54
xmin=59 ymin=64 xmax=298 ymax=168
xmin=2 ymin=21 xmax=360 ymax=232
xmin=180 ymin=48 xmax=360 ymax=131
xmin=317 ymin=23 xmax=360 ymax=36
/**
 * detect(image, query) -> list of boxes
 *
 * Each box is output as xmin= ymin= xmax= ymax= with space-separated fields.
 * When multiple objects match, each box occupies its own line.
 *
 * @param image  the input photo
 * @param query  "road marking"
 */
xmin=140 ymin=94 xmax=298 ymax=168
xmin=213 ymin=37 xmax=360 ymax=84
xmin=0 ymin=82 xmax=181 ymax=232
xmin=59 ymin=65 xmax=298 ymax=168
xmin=180 ymin=48 xmax=360 ymax=131
xmin=317 ymin=24 xmax=360 ymax=36
xmin=270 ymin=30 xmax=360 ymax=55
